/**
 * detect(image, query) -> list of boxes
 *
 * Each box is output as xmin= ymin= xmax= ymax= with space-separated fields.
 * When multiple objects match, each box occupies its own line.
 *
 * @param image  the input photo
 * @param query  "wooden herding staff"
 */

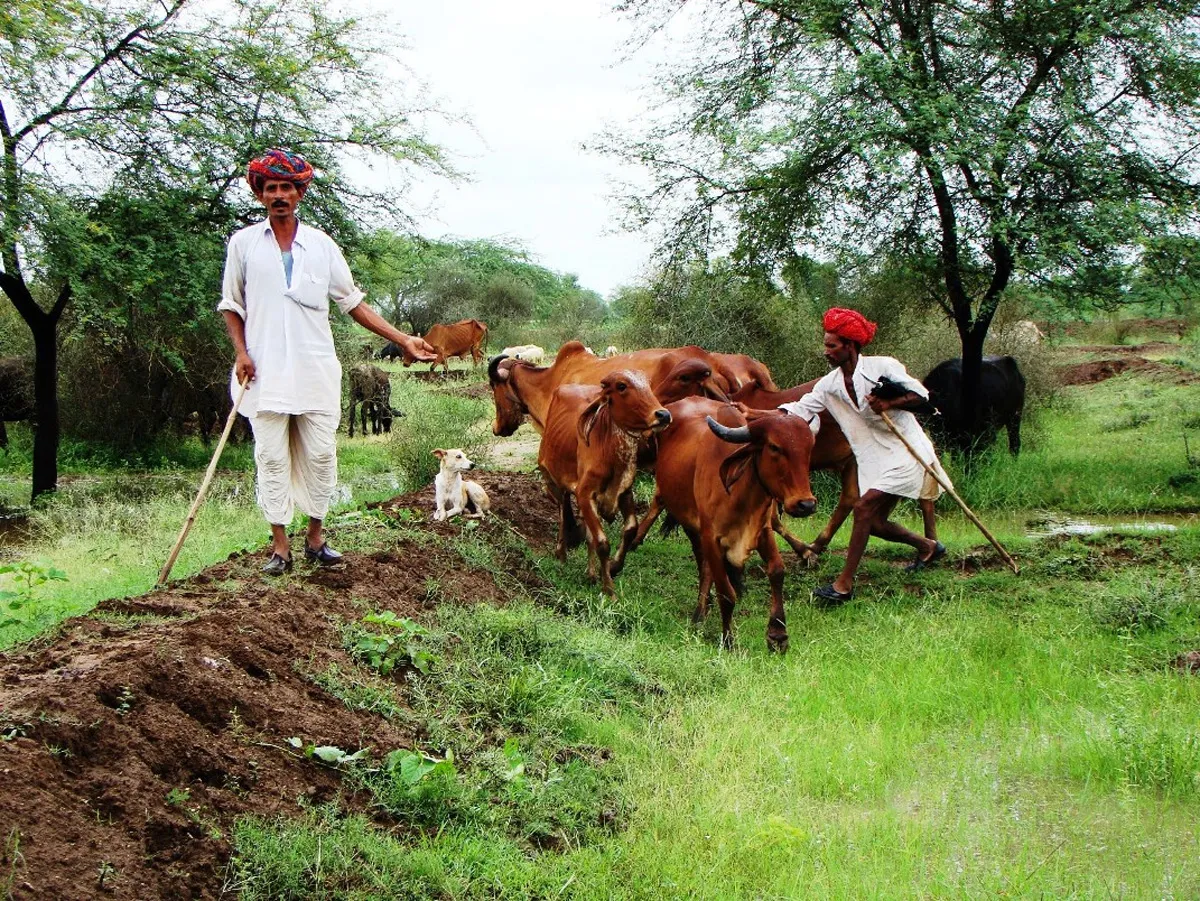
xmin=157 ymin=378 xmax=250 ymax=586
xmin=879 ymin=410 xmax=1020 ymax=575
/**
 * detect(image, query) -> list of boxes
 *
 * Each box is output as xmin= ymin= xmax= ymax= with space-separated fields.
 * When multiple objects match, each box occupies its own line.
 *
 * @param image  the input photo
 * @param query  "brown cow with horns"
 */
xmin=537 ymin=370 xmax=672 ymax=596
xmin=627 ymin=398 xmax=818 ymax=651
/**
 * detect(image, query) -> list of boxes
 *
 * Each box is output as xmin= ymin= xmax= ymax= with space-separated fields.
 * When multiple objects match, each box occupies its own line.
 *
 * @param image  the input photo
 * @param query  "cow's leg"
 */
xmin=628 ymin=494 xmax=663 ymax=555
xmin=1 ymin=421 xmax=8 ymax=451
xmin=608 ymin=490 xmax=640 ymax=577
xmin=701 ymin=529 xmax=738 ymax=649
xmin=771 ymin=506 xmax=813 ymax=558
xmin=347 ymin=401 xmax=357 ymax=438
xmin=361 ymin=402 xmax=370 ymax=437
xmin=757 ymin=528 xmax=788 ymax=654
xmin=804 ymin=462 xmax=858 ymax=564
xmin=547 ymin=483 xmax=571 ymax=561
xmin=576 ymin=488 xmax=614 ymax=595
xmin=688 ymin=529 xmax=713 ymax=625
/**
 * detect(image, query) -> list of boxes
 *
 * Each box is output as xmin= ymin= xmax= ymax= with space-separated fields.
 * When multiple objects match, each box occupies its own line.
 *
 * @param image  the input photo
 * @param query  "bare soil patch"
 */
xmin=0 ymin=471 xmax=553 ymax=900
xmin=1057 ymin=357 xmax=1199 ymax=386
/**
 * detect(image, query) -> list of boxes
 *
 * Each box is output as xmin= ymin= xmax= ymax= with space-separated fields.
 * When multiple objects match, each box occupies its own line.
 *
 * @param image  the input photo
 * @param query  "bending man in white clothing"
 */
xmin=219 ymin=149 xmax=437 ymax=576
xmin=780 ymin=308 xmax=948 ymax=604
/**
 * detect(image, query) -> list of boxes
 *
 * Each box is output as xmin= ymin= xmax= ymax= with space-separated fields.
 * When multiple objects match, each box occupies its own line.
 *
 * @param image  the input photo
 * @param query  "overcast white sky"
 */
xmin=383 ymin=0 xmax=666 ymax=299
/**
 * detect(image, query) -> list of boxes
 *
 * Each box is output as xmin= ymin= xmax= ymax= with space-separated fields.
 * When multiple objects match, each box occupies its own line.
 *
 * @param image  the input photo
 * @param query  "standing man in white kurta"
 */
xmin=780 ymin=308 xmax=948 ymax=604
xmin=219 ymin=149 xmax=437 ymax=576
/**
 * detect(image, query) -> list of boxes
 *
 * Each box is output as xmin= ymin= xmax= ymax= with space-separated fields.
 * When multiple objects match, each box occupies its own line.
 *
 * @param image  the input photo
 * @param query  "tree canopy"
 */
xmin=612 ymin=0 xmax=1200 ymax=414
xmin=0 ymin=0 xmax=452 ymax=496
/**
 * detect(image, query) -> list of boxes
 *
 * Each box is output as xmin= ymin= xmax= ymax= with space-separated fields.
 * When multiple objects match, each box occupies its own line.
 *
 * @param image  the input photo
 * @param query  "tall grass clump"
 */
xmin=384 ymin=378 xmax=492 ymax=492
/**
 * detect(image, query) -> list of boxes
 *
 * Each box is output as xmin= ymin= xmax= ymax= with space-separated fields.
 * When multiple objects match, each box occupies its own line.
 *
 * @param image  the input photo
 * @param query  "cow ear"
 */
xmin=719 ymin=445 xmax=756 ymax=494
xmin=578 ymin=396 xmax=607 ymax=446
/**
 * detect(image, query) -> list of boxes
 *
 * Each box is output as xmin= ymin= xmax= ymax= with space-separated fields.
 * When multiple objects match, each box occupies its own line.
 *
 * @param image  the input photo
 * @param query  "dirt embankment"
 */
xmin=0 ymin=471 xmax=556 ymax=901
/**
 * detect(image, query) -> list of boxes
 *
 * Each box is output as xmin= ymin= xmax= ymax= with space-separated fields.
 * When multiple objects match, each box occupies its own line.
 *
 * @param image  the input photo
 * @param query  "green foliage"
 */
xmin=0 ymin=560 xmax=67 ymax=630
xmin=353 ymin=232 xmax=579 ymax=338
xmin=348 ymin=611 xmax=435 ymax=677
xmin=611 ymin=0 xmax=1200 ymax=357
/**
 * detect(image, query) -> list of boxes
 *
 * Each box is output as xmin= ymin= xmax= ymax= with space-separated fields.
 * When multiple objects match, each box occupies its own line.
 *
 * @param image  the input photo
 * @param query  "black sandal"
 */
xmin=262 ymin=552 xmax=293 ymax=576
xmin=304 ymin=542 xmax=343 ymax=565
xmin=812 ymin=583 xmax=854 ymax=606
xmin=904 ymin=541 xmax=947 ymax=572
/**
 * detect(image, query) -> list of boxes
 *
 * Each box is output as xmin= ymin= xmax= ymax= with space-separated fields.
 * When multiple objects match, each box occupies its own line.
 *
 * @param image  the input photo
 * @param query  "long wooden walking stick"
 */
xmin=157 ymin=378 xmax=250 ymax=586
xmin=879 ymin=410 xmax=1020 ymax=575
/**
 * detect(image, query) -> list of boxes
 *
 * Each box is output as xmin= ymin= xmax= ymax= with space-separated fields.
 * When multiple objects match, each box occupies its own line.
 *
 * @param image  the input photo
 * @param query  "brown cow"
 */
xmin=711 ymin=352 xmax=779 ymax=393
xmin=537 ymin=370 xmax=672 ymax=596
xmin=629 ymin=397 xmax=817 ymax=652
xmin=489 ymin=340 xmax=729 ymax=436
xmin=406 ymin=319 xmax=488 ymax=373
xmin=731 ymin=379 xmax=860 ymax=563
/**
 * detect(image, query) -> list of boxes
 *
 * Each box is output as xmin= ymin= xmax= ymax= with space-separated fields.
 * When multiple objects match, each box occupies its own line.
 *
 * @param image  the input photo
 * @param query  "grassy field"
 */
xmin=3 ymin=346 xmax=1200 ymax=898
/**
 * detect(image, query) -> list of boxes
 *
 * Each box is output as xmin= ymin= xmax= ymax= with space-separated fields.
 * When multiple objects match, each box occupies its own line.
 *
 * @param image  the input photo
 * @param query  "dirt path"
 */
xmin=0 ymin=471 xmax=557 ymax=901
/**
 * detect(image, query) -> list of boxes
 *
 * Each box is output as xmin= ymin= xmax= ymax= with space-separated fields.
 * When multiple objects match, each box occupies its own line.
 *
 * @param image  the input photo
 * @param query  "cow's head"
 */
xmin=654 ymin=359 xmax=730 ymax=405
xmin=488 ymin=354 xmax=531 ymax=436
xmin=579 ymin=370 xmax=671 ymax=446
xmin=706 ymin=413 xmax=817 ymax=518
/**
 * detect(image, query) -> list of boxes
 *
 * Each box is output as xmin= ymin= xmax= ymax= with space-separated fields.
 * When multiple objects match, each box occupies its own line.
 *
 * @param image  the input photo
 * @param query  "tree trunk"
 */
xmin=958 ymin=326 xmax=987 ymax=439
xmin=30 ymin=320 xmax=59 ymax=500
xmin=0 ymin=273 xmax=70 ymax=502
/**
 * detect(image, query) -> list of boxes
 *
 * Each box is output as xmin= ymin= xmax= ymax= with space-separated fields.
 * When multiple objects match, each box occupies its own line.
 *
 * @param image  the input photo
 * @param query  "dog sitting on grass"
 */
xmin=432 ymin=449 xmax=490 ymax=521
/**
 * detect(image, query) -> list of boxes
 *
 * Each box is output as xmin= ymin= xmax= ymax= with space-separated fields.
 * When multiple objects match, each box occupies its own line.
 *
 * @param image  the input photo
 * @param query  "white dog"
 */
xmin=432 ymin=449 xmax=490 ymax=521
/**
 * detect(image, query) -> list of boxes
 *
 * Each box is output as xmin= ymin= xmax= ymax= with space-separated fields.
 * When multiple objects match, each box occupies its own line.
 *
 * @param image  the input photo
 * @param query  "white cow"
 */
xmin=990 ymin=319 xmax=1045 ymax=348
xmin=499 ymin=344 xmax=546 ymax=365
xmin=602 ymin=345 xmax=619 ymax=358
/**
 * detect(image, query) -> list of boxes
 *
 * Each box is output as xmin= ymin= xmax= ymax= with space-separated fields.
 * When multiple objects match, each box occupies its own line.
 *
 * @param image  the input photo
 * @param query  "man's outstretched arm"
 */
xmin=348 ymin=303 xmax=438 ymax=361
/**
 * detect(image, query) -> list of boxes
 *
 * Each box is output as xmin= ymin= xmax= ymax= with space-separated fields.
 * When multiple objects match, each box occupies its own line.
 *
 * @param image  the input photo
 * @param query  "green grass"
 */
xmin=5 ymin=354 xmax=1200 ymax=897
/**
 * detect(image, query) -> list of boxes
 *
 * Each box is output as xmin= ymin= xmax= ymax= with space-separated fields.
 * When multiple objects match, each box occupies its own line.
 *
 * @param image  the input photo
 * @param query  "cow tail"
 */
xmin=659 ymin=512 xmax=680 ymax=537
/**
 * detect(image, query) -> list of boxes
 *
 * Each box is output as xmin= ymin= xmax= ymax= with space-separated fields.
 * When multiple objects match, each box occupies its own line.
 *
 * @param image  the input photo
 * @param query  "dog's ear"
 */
xmin=432 ymin=449 xmax=445 ymax=458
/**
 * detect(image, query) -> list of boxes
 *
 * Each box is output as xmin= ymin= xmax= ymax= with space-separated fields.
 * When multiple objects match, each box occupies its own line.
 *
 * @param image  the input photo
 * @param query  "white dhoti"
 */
xmin=249 ymin=411 xmax=340 ymax=525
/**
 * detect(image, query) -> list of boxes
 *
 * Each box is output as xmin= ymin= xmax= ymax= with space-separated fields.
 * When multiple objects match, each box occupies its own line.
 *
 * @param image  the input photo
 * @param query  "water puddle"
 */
xmin=1026 ymin=514 xmax=1188 ymax=538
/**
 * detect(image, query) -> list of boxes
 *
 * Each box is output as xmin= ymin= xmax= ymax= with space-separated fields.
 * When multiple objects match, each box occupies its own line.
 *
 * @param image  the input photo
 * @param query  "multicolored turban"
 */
xmin=823 ymin=307 xmax=877 ymax=347
xmin=246 ymin=149 xmax=315 ymax=196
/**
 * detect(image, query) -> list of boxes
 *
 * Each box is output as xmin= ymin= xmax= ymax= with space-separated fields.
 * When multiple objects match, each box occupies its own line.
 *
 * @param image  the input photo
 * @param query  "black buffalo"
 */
xmin=0 ymin=356 xmax=35 ymax=450
xmin=922 ymin=355 xmax=1026 ymax=455
xmin=377 ymin=342 xmax=403 ymax=362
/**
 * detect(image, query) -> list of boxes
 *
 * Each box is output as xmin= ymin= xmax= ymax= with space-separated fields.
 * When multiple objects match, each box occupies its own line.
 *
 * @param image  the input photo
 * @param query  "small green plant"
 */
xmin=350 ymin=611 xmax=435 ymax=676
xmin=286 ymin=737 xmax=370 ymax=766
xmin=3 ymin=828 xmax=23 ymax=899
xmin=0 ymin=560 xmax=67 ymax=628
xmin=96 ymin=860 xmax=116 ymax=890
xmin=166 ymin=787 xmax=191 ymax=807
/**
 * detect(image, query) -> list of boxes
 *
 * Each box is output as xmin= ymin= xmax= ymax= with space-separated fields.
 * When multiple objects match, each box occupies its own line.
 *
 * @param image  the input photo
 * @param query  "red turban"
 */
xmin=247 ymin=149 xmax=315 ymax=196
xmin=823 ymin=307 xmax=877 ymax=347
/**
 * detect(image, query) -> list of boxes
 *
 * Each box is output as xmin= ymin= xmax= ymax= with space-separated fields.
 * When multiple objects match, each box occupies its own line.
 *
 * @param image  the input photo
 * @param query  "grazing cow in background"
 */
xmin=602 ymin=345 xmax=619 ymax=358
xmin=537 ymin=370 xmax=672 ymax=595
xmin=922 ymin=355 xmax=1026 ymax=455
xmin=0 ymin=356 xmax=34 ymax=450
xmin=989 ymin=319 xmax=1045 ymax=348
xmin=499 ymin=344 xmax=545 ymax=365
xmin=413 ymin=319 xmax=489 ymax=372
xmin=628 ymin=398 xmax=817 ymax=652
xmin=377 ymin=341 xmax=403 ymax=361
xmin=347 ymin=364 xmax=395 ymax=437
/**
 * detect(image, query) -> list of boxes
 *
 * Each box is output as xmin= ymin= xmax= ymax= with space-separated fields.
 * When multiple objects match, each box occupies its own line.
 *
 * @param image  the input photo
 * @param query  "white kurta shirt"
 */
xmin=218 ymin=220 xmax=364 ymax=417
xmin=780 ymin=355 xmax=944 ymax=499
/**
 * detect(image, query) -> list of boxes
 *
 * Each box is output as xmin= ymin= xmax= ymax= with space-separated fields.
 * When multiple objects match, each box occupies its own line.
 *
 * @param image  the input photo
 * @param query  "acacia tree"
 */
xmin=0 ymin=0 xmax=451 ymax=498
xmin=611 ymin=0 xmax=1200 ymax=427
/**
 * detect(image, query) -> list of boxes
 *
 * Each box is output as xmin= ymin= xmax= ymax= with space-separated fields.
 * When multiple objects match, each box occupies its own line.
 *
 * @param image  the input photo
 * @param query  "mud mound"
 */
xmin=402 ymin=369 xmax=468 ymax=382
xmin=1057 ymin=357 xmax=1199 ymax=386
xmin=443 ymin=381 xmax=492 ymax=399
xmin=374 ymin=470 xmax=560 ymax=550
xmin=0 ymin=471 xmax=553 ymax=900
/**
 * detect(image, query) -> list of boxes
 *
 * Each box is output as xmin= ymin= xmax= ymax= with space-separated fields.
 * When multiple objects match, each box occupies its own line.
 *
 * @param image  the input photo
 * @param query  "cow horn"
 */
xmin=487 ymin=354 xmax=510 ymax=385
xmin=706 ymin=416 xmax=751 ymax=443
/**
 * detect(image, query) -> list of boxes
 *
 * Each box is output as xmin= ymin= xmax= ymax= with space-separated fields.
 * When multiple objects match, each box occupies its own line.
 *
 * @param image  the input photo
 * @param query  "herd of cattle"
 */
xmin=483 ymin=340 xmax=1026 ymax=651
